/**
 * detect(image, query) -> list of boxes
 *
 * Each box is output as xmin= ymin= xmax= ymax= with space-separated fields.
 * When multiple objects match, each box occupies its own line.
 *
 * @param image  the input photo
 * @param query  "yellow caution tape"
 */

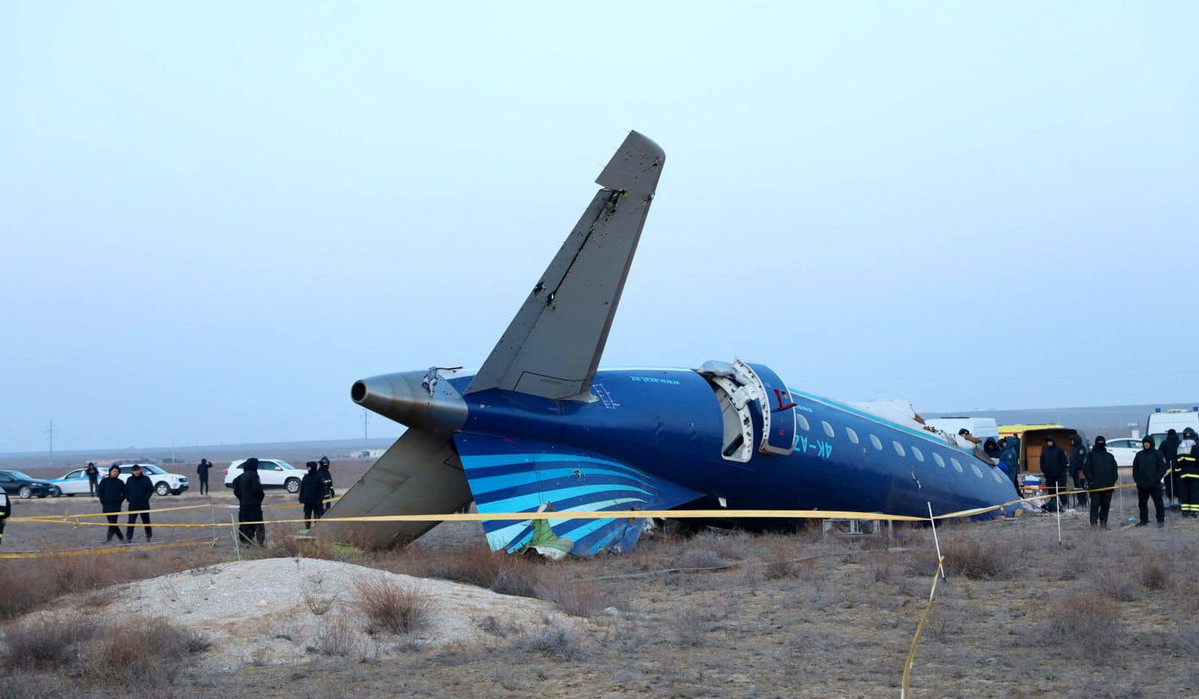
xmin=0 ymin=538 xmax=220 ymax=560
xmin=901 ymin=555 xmax=945 ymax=698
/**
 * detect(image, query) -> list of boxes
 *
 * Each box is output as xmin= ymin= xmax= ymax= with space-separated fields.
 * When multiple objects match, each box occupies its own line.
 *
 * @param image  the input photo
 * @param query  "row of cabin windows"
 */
xmin=795 ymin=412 xmax=1005 ymax=484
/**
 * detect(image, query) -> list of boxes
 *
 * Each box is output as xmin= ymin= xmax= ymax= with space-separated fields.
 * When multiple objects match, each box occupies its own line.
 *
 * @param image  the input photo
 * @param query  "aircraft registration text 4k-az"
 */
xmin=319 ymin=132 xmax=1016 ymax=557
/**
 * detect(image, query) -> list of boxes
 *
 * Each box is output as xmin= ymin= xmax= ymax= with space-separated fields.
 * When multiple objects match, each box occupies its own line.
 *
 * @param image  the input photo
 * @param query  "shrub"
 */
xmin=309 ymin=616 xmax=370 ymax=659
xmin=353 ymin=575 xmax=432 ymax=635
xmin=1042 ymin=593 xmax=1123 ymax=659
xmin=2 ymin=613 xmax=97 ymax=669
xmin=533 ymin=568 xmax=608 ymax=617
xmin=940 ymin=537 xmax=1016 ymax=580
xmin=87 ymin=617 xmax=209 ymax=687
xmin=1139 ymin=556 xmax=1172 ymax=591
xmin=514 ymin=626 xmax=582 ymax=661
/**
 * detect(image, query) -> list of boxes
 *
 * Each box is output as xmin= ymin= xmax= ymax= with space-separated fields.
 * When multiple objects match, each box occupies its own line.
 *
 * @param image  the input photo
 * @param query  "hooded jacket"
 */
xmin=96 ymin=475 xmax=126 ymax=512
xmin=124 ymin=472 xmax=154 ymax=507
xmin=299 ymin=465 xmax=324 ymax=505
xmin=1177 ymin=439 xmax=1199 ymax=478
xmin=1041 ymin=440 xmax=1068 ymax=480
xmin=1083 ymin=440 xmax=1120 ymax=489
xmin=0 ymin=490 xmax=10 ymax=519
xmin=319 ymin=464 xmax=335 ymax=501
xmin=232 ymin=464 xmax=265 ymax=514
xmin=1131 ymin=442 xmax=1167 ymax=489
xmin=1161 ymin=431 xmax=1181 ymax=461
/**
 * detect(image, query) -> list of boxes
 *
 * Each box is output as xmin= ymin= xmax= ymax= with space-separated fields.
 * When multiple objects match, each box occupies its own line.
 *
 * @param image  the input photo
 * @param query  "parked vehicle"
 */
xmin=1146 ymin=409 xmax=1199 ymax=446
xmin=224 ymin=459 xmax=305 ymax=493
xmin=0 ymin=470 xmax=61 ymax=498
xmin=1104 ymin=437 xmax=1141 ymax=468
xmin=53 ymin=463 xmax=189 ymax=496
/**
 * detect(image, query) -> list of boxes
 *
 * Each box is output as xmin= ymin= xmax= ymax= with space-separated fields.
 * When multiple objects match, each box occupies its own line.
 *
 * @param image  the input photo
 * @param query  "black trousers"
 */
xmin=1181 ymin=476 xmax=1199 ymax=517
xmin=303 ymin=503 xmax=322 ymax=528
xmin=88 ymin=477 xmax=98 ymax=496
xmin=199 ymin=474 xmax=209 ymax=495
xmin=104 ymin=512 xmax=124 ymax=541
xmin=1089 ymin=490 xmax=1114 ymax=526
xmin=126 ymin=509 xmax=152 ymax=540
xmin=238 ymin=507 xmax=265 ymax=546
xmin=0 ymin=518 xmax=6 ymax=546
xmin=1137 ymin=487 xmax=1165 ymax=524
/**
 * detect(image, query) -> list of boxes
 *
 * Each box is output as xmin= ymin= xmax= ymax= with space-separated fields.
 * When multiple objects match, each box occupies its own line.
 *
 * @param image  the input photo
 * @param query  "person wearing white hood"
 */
xmin=1177 ymin=428 xmax=1199 ymax=518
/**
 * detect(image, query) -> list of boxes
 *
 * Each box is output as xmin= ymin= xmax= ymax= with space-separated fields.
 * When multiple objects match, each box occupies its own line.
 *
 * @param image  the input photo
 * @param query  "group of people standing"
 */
xmin=230 ymin=456 xmax=334 ymax=547
xmin=96 ymin=464 xmax=155 ymax=543
xmin=1039 ymin=428 xmax=1199 ymax=528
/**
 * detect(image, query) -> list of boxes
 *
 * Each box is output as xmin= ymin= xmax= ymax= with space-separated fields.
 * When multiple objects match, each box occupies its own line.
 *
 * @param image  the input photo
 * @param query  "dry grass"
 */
xmin=533 ymin=567 xmax=609 ymax=617
xmin=86 ymin=617 xmax=210 ymax=687
xmin=1042 ymin=592 xmax=1124 ymax=659
xmin=2 ymin=613 xmax=97 ymax=669
xmin=352 ymin=575 xmax=433 ymax=635
xmin=939 ymin=536 xmax=1018 ymax=580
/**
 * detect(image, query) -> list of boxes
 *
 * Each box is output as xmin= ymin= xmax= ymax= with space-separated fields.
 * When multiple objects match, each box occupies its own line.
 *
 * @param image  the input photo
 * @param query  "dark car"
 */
xmin=0 ymin=470 xmax=61 ymax=499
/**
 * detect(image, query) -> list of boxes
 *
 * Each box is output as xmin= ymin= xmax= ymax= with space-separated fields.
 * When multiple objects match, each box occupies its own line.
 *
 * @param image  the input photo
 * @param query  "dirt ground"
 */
xmin=3 ymin=480 xmax=1199 ymax=698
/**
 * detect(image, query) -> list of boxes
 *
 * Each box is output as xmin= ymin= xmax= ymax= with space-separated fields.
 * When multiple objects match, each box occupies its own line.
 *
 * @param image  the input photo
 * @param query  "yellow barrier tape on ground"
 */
xmin=0 ymin=538 xmax=220 ymax=560
xmin=900 ymin=555 xmax=945 ymax=699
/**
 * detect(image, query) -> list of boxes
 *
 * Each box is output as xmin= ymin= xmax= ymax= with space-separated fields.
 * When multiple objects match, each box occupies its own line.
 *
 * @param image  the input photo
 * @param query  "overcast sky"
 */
xmin=3 ymin=2 xmax=1197 ymax=453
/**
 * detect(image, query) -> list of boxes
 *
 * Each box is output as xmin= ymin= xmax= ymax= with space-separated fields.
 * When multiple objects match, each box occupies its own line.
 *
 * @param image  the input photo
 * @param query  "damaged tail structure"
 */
xmin=318 ymin=131 xmax=1016 ymax=556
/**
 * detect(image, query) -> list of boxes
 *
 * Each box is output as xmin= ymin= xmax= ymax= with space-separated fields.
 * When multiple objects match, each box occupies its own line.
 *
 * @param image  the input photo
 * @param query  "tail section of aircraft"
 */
xmin=465 ymin=131 xmax=664 ymax=401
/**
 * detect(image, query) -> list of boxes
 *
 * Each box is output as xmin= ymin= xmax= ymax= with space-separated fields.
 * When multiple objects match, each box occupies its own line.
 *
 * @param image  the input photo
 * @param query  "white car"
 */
xmin=53 ymin=463 xmax=190 ymax=496
xmin=224 ymin=459 xmax=306 ymax=493
xmin=1104 ymin=438 xmax=1141 ymax=468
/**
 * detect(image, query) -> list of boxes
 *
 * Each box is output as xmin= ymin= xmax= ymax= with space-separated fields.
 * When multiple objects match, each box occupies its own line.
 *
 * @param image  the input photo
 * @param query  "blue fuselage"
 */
xmin=453 ymin=368 xmax=1016 ymax=520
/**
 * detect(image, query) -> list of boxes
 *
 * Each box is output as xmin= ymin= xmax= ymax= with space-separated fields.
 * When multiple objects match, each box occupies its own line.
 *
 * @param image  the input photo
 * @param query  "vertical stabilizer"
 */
xmin=465 ymin=131 xmax=665 ymax=400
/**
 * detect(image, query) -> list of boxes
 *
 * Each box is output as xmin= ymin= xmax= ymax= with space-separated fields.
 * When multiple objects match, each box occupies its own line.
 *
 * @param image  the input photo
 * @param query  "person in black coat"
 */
xmin=1040 ymin=435 xmax=1070 ymax=513
xmin=196 ymin=458 xmax=212 ymax=495
xmin=96 ymin=466 xmax=126 ymax=542
xmin=124 ymin=464 xmax=154 ymax=542
xmin=1131 ymin=436 xmax=1167 ymax=527
xmin=299 ymin=461 xmax=325 ymax=528
xmin=85 ymin=461 xmax=99 ymax=497
xmin=232 ymin=458 xmax=266 ymax=546
xmin=318 ymin=456 xmax=335 ymax=514
xmin=1069 ymin=434 xmax=1089 ymax=509
xmin=1160 ymin=429 xmax=1181 ymax=502
xmin=1083 ymin=436 xmax=1120 ymax=528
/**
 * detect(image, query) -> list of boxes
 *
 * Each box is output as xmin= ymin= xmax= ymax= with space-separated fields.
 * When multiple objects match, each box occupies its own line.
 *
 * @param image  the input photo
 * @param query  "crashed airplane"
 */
xmin=320 ymin=132 xmax=1017 ymax=556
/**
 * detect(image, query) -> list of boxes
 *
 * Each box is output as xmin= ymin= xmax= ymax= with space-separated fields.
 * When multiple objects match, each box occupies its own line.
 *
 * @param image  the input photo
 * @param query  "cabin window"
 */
xmin=992 ymin=469 xmax=1005 ymax=484
xmin=797 ymin=414 xmax=810 ymax=431
xmin=971 ymin=464 xmax=984 ymax=479
xmin=893 ymin=441 xmax=905 ymax=457
xmin=846 ymin=427 xmax=860 ymax=444
xmin=869 ymin=434 xmax=883 ymax=451
xmin=950 ymin=458 xmax=964 ymax=473
xmin=933 ymin=453 xmax=946 ymax=468
xmin=822 ymin=421 xmax=835 ymax=438
xmin=911 ymin=446 xmax=924 ymax=462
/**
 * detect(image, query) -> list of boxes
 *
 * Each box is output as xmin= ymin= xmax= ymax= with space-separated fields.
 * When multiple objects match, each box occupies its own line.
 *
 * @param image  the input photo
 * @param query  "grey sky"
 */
xmin=3 ymin=2 xmax=1197 ymax=453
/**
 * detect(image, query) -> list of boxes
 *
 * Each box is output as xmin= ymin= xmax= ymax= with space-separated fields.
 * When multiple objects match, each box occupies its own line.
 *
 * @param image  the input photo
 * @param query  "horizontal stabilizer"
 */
xmin=465 ymin=131 xmax=665 ymax=401
xmin=317 ymin=428 xmax=472 ymax=548
xmin=454 ymin=432 xmax=701 ymax=556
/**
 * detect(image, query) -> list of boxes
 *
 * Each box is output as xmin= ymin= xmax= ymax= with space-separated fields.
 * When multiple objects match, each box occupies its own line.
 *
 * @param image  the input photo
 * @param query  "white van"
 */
xmin=925 ymin=417 xmax=1000 ymax=442
xmin=1146 ymin=409 xmax=1199 ymax=440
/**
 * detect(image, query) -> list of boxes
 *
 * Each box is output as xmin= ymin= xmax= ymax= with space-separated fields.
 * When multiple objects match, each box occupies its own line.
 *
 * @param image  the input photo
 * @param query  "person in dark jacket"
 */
xmin=983 ymin=438 xmax=1000 ymax=461
xmin=1131 ymin=436 xmax=1167 ymax=527
xmin=1177 ymin=431 xmax=1199 ymax=518
xmin=998 ymin=438 xmax=1020 ymax=488
xmin=1069 ymin=434 xmax=1089 ymax=509
xmin=1160 ymin=429 xmax=1181 ymax=502
xmin=232 ymin=457 xmax=266 ymax=546
xmin=85 ymin=461 xmax=99 ymax=497
xmin=0 ymin=489 xmax=10 ymax=547
xmin=96 ymin=465 xmax=126 ymax=542
xmin=1040 ymin=435 xmax=1070 ymax=512
xmin=1083 ymin=436 xmax=1120 ymax=527
xmin=124 ymin=464 xmax=154 ymax=542
xmin=299 ymin=461 xmax=325 ymax=528
xmin=196 ymin=458 xmax=212 ymax=495
xmin=318 ymin=456 xmax=335 ymax=514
